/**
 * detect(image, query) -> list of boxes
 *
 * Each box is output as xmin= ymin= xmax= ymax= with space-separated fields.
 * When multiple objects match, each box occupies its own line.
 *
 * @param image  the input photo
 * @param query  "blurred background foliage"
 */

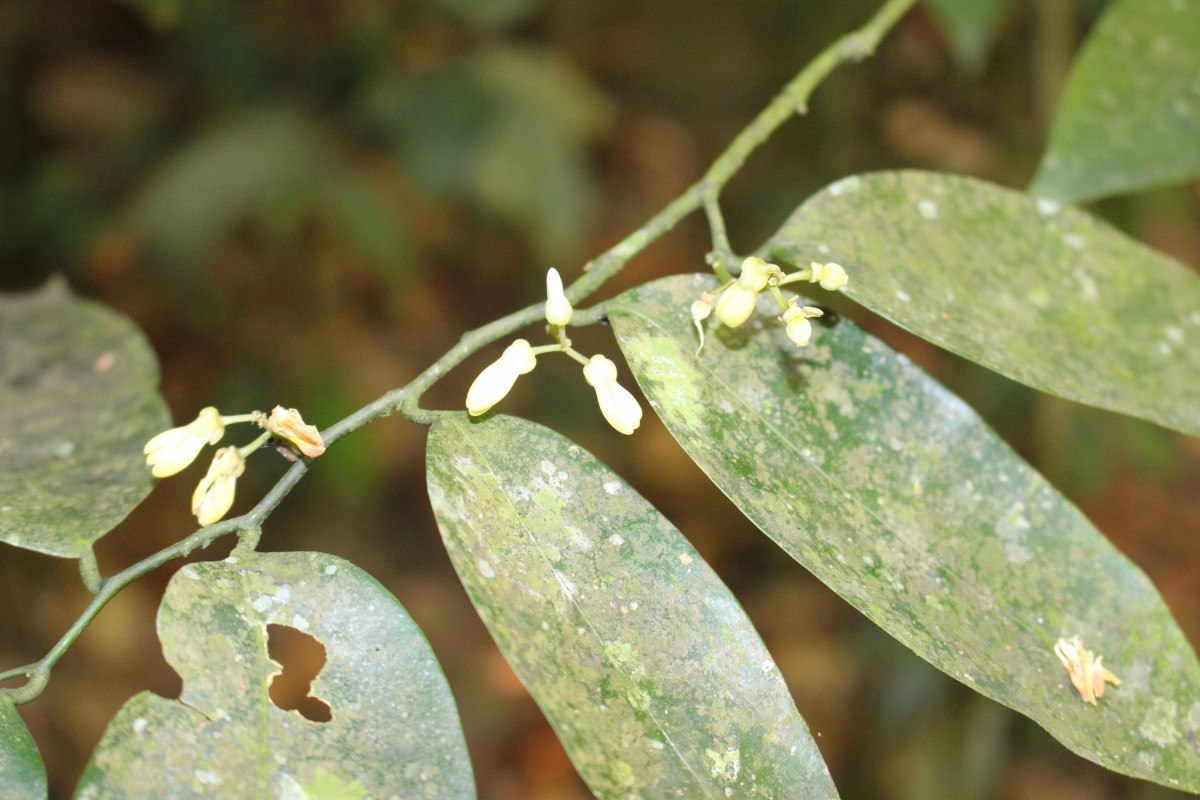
xmin=1 ymin=0 xmax=1198 ymax=797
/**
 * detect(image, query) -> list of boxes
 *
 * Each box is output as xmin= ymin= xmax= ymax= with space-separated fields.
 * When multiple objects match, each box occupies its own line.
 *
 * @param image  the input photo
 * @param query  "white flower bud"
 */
xmin=714 ymin=258 xmax=779 ymax=328
xmin=582 ymin=355 xmax=642 ymax=435
xmin=780 ymin=305 xmax=823 ymax=348
xmin=465 ymin=339 xmax=538 ymax=416
xmin=144 ymin=406 xmax=225 ymax=478
xmin=544 ymin=267 xmax=574 ymax=327
xmin=192 ymin=447 xmax=245 ymax=526
xmin=810 ymin=261 xmax=848 ymax=291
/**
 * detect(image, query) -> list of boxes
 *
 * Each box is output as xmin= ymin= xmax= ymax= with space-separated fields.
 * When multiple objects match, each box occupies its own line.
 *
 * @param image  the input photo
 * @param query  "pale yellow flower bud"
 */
xmin=780 ymin=305 xmax=824 ymax=347
xmin=466 ymin=339 xmax=538 ymax=416
xmin=144 ymin=406 xmax=225 ymax=478
xmin=810 ymin=261 xmax=848 ymax=291
xmin=264 ymin=406 xmax=325 ymax=458
xmin=582 ymin=355 xmax=642 ymax=435
xmin=544 ymin=267 xmax=574 ymax=327
xmin=714 ymin=258 xmax=778 ymax=328
xmin=192 ymin=447 xmax=245 ymax=526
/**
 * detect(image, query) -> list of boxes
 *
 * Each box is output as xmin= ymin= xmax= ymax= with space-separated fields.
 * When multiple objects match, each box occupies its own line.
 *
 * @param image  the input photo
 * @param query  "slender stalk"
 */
xmin=0 ymin=0 xmax=917 ymax=706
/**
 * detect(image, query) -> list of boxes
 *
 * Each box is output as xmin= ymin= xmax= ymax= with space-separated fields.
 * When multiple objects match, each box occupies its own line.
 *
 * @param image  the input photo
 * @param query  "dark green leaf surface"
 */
xmin=0 ymin=281 xmax=169 ymax=558
xmin=923 ymin=0 xmax=1013 ymax=66
xmin=610 ymin=274 xmax=1200 ymax=792
xmin=767 ymin=170 xmax=1200 ymax=436
xmin=427 ymin=414 xmax=839 ymax=800
xmin=1031 ymin=0 xmax=1200 ymax=203
xmin=75 ymin=551 xmax=474 ymax=799
xmin=0 ymin=697 xmax=46 ymax=800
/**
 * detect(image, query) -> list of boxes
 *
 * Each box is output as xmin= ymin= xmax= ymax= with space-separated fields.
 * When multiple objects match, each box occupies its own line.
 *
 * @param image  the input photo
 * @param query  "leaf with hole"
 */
xmin=0 ymin=281 xmax=169 ymax=558
xmin=610 ymin=274 xmax=1200 ymax=792
xmin=1032 ymin=0 xmax=1200 ymax=203
xmin=766 ymin=170 xmax=1200 ymax=436
xmin=0 ymin=696 xmax=46 ymax=800
xmin=74 ymin=551 xmax=474 ymax=799
xmin=427 ymin=413 xmax=839 ymax=800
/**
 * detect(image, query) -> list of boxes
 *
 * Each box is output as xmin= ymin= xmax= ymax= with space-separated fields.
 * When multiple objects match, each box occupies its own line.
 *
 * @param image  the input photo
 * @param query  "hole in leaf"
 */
xmin=266 ymin=624 xmax=332 ymax=723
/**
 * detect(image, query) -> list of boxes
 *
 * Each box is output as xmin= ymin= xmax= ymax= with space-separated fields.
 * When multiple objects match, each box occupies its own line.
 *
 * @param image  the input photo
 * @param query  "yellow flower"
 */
xmin=466 ymin=339 xmax=538 ymax=416
xmin=1053 ymin=635 xmax=1121 ymax=705
xmin=264 ymin=406 xmax=325 ymax=458
xmin=192 ymin=447 xmax=245 ymax=526
xmin=144 ymin=407 xmax=225 ymax=478
xmin=714 ymin=257 xmax=777 ymax=328
xmin=582 ymin=355 xmax=642 ymax=435
xmin=544 ymin=267 xmax=574 ymax=327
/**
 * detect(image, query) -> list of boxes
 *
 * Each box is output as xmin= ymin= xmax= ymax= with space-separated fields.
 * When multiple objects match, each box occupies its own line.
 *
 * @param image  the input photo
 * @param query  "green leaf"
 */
xmin=427 ymin=414 xmax=839 ymax=800
xmin=75 ymin=551 xmax=474 ymax=799
xmin=1031 ymin=0 xmax=1200 ymax=203
xmin=0 ymin=696 xmax=47 ymax=800
xmin=0 ymin=281 xmax=169 ymax=558
xmin=610 ymin=274 xmax=1200 ymax=792
xmin=766 ymin=170 xmax=1200 ymax=436
xmin=923 ymin=0 xmax=1013 ymax=66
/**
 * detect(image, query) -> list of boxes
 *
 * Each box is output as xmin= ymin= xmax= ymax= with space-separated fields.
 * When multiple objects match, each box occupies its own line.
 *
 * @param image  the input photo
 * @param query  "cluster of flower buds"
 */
xmin=691 ymin=256 xmax=849 ymax=353
xmin=465 ymin=268 xmax=643 ymax=435
xmin=144 ymin=405 xmax=324 ymax=526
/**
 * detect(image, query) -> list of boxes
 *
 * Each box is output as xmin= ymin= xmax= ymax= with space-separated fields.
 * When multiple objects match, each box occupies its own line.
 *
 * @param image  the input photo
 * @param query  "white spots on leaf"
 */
xmin=131 ymin=717 xmax=148 ymax=734
xmin=540 ymin=460 xmax=556 ymax=476
xmin=1062 ymin=233 xmax=1085 ymax=251
xmin=181 ymin=564 xmax=200 ymax=580
xmin=1139 ymin=698 xmax=1181 ymax=747
xmin=194 ymin=769 xmax=222 ymax=786
xmin=608 ymin=534 xmax=625 ymax=547
xmin=762 ymin=660 xmax=776 ymax=674
xmin=995 ymin=504 xmax=1033 ymax=564
xmin=278 ymin=774 xmax=305 ymax=800
xmin=679 ymin=553 xmax=694 ymax=566
xmin=323 ymin=564 xmax=337 ymax=575
xmin=1036 ymin=198 xmax=1061 ymax=216
xmin=917 ymin=199 xmax=940 ymax=220
xmin=553 ymin=569 xmax=577 ymax=599
xmin=827 ymin=175 xmax=862 ymax=196
xmin=1074 ymin=269 xmax=1100 ymax=302
xmin=290 ymin=615 xmax=309 ymax=632
xmin=1165 ymin=325 xmax=1184 ymax=344
xmin=251 ymin=595 xmax=274 ymax=613
xmin=895 ymin=290 xmax=912 ymax=303
xmin=603 ymin=480 xmax=623 ymax=496
xmin=477 ymin=559 xmax=496 ymax=579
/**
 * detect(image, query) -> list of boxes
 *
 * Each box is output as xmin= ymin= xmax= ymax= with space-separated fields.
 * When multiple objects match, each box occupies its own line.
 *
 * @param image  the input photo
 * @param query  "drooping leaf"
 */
xmin=427 ymin=413 xmax=839 ymax=800
xmin=0 ymin=697 xmax=47 ymax=800
xmin=923 ymin=0 xmax=1014 ymax=67
xmin=766 ymin=170 xmax=1200 ymax=436
xmin=610 ymin=274 xmax=1200 ymax=792
xmin=0 ymin=281 xmax=169 ymax=558
xmin=75 ymin=551 xmax=474 ymax=799
xmin=1031 ymin=0 xmax=1200 ymax=203
xmin=469 ymin=46 xmax=613 ymax=262
xmin=130 ymin=106 xmax=327 ymax=269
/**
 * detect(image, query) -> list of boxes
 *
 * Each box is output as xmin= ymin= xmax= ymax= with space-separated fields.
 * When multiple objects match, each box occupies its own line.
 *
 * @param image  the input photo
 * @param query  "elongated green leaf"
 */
xmin=427 ymin=414 xmax=839 ymax=800
xmin=923 ymin=0 xmax=1013 ymax=66
xmin=0 ymin=697 xmax=46 ymax=800
xmin=610 ymin=274 xmax=1200 ymax=792
xmin=1032 ymin=0 xmax=1200 ymax=203
xmin=0 ymin=281 xmax=169 ymax=558
xmin=75 ymin=551 xmax=474 ymax=799
xmin=767 ymin=170 xmax=1200 ymax=436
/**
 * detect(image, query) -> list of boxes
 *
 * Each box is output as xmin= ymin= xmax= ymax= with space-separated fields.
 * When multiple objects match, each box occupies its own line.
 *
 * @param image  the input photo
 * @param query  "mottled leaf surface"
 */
xmin=0 ymin=697 xmax=46 ymax=800
xmin=923 ymin=0 xmax=1013 ymax=66
xmin=0 ymin=281 xmax=169 ymax=558
xmin=767 ymin=170 xmax=1200 ymax=436
xmin=610 ymin=274 xmax=1200 ymax=792
xmin=75 ymin=551 xmax=473 ymax=799
xmin=427 ymin=414 xmax=838 ymax=800
xmin=1032 ymin=0 xmax=1200 ymax=203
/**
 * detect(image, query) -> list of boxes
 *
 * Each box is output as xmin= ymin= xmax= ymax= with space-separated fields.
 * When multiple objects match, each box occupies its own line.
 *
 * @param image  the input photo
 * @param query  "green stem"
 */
xmin=0 ymin=0 xmax=917 ymax=706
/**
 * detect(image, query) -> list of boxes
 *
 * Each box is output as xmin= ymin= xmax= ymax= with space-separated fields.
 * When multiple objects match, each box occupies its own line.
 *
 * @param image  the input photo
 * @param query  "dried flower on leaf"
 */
xmin=1054 ymin=635 xmax=1120 ymax=705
